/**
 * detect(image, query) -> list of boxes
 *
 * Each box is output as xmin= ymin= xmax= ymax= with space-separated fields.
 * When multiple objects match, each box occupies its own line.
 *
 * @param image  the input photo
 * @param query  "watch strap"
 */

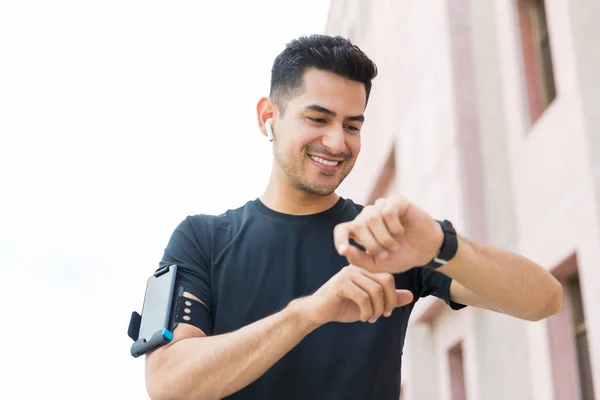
xmin=422 ymin=219 xmax=458 ymax=269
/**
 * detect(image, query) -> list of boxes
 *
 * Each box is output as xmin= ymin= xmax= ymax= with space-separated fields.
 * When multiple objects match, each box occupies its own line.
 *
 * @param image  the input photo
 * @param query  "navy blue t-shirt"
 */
xmin=159 ymin=197 xmax=465 ymax=399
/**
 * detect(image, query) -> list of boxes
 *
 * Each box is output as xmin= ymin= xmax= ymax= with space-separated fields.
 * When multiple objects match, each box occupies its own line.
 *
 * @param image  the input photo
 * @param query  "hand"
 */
xmin=300 ymin=265 xmax=414 ymax=326
xmin=333 ymin=195 xmax=444 ymax=274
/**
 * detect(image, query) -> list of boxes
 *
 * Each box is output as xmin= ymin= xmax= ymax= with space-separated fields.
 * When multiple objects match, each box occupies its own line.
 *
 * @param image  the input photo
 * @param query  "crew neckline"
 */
xmin=251 ymin=197 xmax=347 ymax=222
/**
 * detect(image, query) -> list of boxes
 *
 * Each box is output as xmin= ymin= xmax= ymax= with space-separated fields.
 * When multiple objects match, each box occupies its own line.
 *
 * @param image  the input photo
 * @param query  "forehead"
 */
xmin=290 ymin=68 xmax=367 ymax=116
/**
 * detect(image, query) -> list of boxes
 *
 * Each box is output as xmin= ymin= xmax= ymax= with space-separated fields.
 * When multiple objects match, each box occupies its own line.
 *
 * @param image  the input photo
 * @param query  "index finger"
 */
xmin=359 ymin=270 xmax=397 ymax=316
xmin=333 ymin=221 xmax=353 ymax=255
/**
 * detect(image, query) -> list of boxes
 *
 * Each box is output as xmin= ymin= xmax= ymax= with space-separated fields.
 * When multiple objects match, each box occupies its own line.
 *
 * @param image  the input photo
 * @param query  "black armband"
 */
xmin=170 ymin=287 xmax=211 ymax=334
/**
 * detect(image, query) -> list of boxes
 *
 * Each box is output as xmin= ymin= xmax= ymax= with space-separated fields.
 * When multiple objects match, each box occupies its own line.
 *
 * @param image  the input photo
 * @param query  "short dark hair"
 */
xmin=269 ymin=34 xmax=378 ymax=114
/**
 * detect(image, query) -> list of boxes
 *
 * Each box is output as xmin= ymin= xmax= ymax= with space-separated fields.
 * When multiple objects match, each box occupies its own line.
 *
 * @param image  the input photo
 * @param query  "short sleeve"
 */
xmin=412 ymin=267 xmax=466 ymax=311
xmin=159 ymin=216 xmax=212 ymax=318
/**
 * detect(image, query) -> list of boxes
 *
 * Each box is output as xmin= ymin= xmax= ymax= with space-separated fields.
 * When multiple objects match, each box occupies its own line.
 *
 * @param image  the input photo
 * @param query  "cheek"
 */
xmin=301 ymin=130 xmax=325 ymax=148
xmin=277 ymin=138 xmax=307 ymax=161
xmin=348 ymin=137 xmax=361 ymax=157
xmin=280 ymin=123 xmax=320 ymax=152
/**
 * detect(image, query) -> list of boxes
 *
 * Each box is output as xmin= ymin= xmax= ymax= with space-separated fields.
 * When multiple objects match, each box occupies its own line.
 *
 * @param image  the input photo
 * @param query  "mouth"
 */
xmin=309 ymin=155 xmax=341 ymax=167
xmin=307 ymin=154 xmax=344 ymax=173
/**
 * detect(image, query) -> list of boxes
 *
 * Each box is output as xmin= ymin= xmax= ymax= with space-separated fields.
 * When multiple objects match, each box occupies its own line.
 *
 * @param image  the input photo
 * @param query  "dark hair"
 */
xmin=269 ymin=34 xmax=378 ymax=113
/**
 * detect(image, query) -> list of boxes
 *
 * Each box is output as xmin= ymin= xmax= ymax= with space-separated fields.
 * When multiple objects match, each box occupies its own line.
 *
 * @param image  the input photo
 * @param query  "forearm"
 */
xmin=438 ymin=236 xmax=563 ymax=321
xmin=147 ymin=299 xmax=319 ymax=400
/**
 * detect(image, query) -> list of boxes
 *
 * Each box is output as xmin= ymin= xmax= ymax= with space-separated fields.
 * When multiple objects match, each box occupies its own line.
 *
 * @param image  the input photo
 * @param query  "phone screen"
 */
xmin=138 ymin=265 xmax=177 ymax=341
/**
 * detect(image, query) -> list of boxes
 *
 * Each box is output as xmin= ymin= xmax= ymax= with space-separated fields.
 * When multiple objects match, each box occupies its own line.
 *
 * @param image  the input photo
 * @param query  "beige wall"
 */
xmin=326 ymin=0 xmax=600 ymax=399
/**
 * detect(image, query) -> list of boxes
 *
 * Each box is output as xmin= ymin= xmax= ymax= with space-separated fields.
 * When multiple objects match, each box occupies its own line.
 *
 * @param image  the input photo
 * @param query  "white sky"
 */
xmin=0 ymin=1 xmax=331 ymax=398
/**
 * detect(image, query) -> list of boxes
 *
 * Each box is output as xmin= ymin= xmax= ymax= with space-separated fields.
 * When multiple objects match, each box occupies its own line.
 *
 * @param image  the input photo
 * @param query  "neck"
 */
xmin=260 ymin=170 xmax=340 ymax=216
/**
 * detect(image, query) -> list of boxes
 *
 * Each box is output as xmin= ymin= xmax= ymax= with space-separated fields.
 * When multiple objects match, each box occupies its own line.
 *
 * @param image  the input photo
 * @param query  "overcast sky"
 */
xmin=0 ymin=1 xmax=331 ymax=398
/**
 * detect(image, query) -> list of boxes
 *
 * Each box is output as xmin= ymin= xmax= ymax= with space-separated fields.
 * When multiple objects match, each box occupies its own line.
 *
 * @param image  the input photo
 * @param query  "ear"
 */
xmin=256 ymin=97 xmax=276 ymax=139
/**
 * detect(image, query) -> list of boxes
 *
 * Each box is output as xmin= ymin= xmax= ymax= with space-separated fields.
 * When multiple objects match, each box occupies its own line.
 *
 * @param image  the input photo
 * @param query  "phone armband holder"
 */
xmin=128 ymin=264 xmax=211 ymax=358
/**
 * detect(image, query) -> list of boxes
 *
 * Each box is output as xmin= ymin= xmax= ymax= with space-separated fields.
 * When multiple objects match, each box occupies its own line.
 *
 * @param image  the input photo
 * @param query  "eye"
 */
xmin=344 ymin=124 xmax=360 ymax=132
xmin=307 ymin=117 xmax=327 ymax=124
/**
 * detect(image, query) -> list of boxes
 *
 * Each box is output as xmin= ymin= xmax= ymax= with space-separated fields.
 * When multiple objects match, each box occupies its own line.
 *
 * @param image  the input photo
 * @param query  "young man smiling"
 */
xmin=144 ymin=35 xmax=563 ymax=400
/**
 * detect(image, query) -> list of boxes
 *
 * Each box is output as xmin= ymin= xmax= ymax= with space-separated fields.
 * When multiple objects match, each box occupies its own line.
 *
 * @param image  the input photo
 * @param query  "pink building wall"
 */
xmin=326 ymin=0 xmax=600 ymax=399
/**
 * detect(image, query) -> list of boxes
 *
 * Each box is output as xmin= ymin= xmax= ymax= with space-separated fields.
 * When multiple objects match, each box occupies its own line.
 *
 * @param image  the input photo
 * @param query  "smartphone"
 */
xmin=130 ymin=264 xmax=178 ymax=358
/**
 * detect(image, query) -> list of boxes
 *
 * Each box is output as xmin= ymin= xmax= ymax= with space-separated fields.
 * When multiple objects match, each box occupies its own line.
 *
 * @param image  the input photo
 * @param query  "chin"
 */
xmin=303 ymin=188 xmax=337 ymax=197
xmin=298 ymin=178 xmax=343 ymax=197
xmin=310 ymin=187 xmax=337 ymax=196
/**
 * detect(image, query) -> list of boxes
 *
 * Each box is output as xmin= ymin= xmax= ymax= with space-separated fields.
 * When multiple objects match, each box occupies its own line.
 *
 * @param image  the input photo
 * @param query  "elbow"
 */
xmin=146 ymin=370 xmax=219 ymax=400
xmin=544 ymin=279 xmax=564 ymax=318
xmin=146 ymin=387 xmax=170 ymax=400
xmin=146 ymin=356 xmax=176 ymax=400
xmin=147 ymin=385 xmax=218 ymax=400
xmin=146 ymin=376 xmax=178 ymax=400
xmin=529 ymin=280 xmax=564 ymax=322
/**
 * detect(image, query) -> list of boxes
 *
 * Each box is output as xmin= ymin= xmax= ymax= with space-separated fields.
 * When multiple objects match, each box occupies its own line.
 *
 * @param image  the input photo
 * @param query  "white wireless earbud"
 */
xmin=265 ymin=118 xmax=274 ymax=142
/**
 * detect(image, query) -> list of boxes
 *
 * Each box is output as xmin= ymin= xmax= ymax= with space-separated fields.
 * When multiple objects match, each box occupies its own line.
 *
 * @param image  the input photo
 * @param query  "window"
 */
xmin=547 ymin=255 xmax=596 ymax=400
xmin=567 ymin=274 xmax=596 ymax=400
xmin=517 ymin=0 xmax=557 ymax=124
xmin=448 ymin=342 xmax=467 ymax=400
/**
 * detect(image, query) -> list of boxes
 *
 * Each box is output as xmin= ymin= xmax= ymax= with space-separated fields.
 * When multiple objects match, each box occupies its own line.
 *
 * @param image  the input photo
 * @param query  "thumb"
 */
xmin=342 ymin=245 xmax=376 ymax=271
xmin=395 ymin=290 xmax=414 ymax=307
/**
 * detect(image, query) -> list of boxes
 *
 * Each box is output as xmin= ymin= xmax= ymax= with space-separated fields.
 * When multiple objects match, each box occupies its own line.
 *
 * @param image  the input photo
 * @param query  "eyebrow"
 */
xmin=305 ymin=104 xmax=365 ymax=122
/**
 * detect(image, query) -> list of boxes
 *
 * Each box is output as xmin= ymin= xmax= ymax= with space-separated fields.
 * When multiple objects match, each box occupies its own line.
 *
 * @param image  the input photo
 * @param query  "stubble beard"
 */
xmin=274 ymin=149 xmax=351 ymax=197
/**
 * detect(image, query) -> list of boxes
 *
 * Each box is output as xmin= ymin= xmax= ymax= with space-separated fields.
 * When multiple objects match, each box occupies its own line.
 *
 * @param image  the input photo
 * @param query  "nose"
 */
xmin=321 ymin=126 xmax=346 ymax=155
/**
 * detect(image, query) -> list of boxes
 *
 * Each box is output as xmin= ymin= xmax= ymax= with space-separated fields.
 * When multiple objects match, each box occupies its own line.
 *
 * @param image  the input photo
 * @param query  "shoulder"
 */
xmin=344 ymin=198 xmax=364 ymax=213
xmin=162 ymin=201 xmax=255 ymax=262
xmin=180 ymin=200 xmax=255 ymax=238
xmin=337 ymin=197 xmax=364 ymax=221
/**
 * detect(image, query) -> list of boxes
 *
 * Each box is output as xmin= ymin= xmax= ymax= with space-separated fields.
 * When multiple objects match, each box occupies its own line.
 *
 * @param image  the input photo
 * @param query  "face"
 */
xmin=268 ymin=68 xmax=366 ymax=196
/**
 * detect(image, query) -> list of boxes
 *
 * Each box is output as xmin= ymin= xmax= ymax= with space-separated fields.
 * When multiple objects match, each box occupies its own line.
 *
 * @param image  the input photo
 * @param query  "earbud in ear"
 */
xmin=265 ymin=118 xmax=274 ymax=142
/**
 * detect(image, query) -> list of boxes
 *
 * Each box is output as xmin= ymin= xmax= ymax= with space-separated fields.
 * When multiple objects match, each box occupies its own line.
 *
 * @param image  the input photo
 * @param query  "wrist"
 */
xmin=437 ymin=235 xmax=469 ymax=274
xmin=430 ymin=219 xmax=445 ymax=261
xmin=419 ymin=219 xmax=459 ymax=269
xmin=286 ymin=297 xmax=323 ymax=332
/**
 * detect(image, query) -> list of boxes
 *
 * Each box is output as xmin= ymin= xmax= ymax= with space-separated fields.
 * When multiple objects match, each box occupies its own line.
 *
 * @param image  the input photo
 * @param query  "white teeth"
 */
xmin=310 ymin=155 xmax=339 ymax=166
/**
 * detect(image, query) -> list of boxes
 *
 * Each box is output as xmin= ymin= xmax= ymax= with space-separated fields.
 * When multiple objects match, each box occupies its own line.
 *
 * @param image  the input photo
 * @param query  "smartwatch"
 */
xmin=422 ymin=219 xmax=458 ymax=269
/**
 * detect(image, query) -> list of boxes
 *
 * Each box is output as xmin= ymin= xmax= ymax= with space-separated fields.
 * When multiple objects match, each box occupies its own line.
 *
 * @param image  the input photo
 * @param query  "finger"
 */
xmin=395 ymin=290 xmax=414 ymax=308
xmin=353 ymin=220 xmax=385 ymax=256
xmin=360 ymin=271 xmax=397 ymax=317
xmin=365 ymin=212 xmax=400 ymax=254
xmin=351 ymin=274 xmax=385 ymax=323
xmin=333 ymin=222 xmax=352 ymax=255
xmin=374 ymin=198 xmax=386 ymax=208
xmin=381 ymin=202 xmax=405 ymax=236
xmin=341 ymin=281 xmax=374 ymax=322
xmin=344 ymin=245 xmax=376 ymax=272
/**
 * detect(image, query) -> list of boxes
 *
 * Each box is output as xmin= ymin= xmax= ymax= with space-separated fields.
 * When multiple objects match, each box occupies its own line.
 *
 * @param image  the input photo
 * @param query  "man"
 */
xmin=145 ymin=35 xmax=562 ymax=400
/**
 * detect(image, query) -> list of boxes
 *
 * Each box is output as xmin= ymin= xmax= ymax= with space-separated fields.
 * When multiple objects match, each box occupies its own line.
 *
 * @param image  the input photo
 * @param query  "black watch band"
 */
xmin=422 ymin=219 xmax=458 ymax=269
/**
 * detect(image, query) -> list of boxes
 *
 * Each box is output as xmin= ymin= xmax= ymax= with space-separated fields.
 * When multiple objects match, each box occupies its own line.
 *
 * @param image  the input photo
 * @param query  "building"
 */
xmin=325 ymin=0 xmax=600 ymax=399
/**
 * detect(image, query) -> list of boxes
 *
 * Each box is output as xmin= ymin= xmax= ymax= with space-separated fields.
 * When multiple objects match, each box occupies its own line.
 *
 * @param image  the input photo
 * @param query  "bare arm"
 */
xmin=145 ymin=267 xmax=413 ymax=400
xmin=440 ymin=236 xmax=563 ymax=321
xmin=332 ymin=195 xmax=563 ymax=322
xmin=145 ymin=293 xmax=317 ymax=400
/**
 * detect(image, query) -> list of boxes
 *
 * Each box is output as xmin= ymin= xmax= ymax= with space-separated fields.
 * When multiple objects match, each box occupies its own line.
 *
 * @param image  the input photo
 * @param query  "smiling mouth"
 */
xmin=308 ymin=155 xmax=342 ymax=167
